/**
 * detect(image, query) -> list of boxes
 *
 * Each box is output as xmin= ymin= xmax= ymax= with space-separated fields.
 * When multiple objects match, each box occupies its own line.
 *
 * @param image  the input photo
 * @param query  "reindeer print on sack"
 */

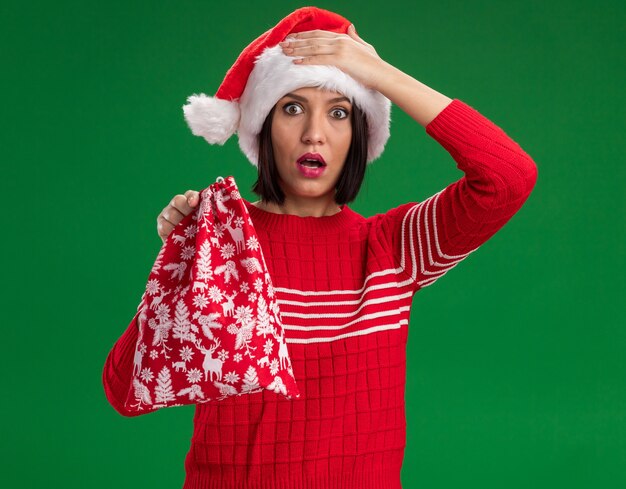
xmin=194 ymin=338 xmax=223 ymax=382
xmin=124 ymin=175 xmax=300 ymax=414
xmin=224 ymin=209 xmax=246 ymax=253
xmin=220 ymin=292 xmax=237 ymax=317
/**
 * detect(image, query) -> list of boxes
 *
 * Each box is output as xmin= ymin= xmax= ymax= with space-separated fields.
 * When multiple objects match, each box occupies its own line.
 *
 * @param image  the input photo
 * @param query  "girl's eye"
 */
xmin=283 ymin=103 xmax=350 ymax=119
xmin=284 ymin=103 xmax=303 ymax=115
xmin=332 ymin=108 xmax=349 ymax=119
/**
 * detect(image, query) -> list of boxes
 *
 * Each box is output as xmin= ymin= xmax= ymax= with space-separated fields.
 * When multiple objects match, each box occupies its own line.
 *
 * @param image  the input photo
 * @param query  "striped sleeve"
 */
xmin=376 ymin=98 xmax=538 ymax=292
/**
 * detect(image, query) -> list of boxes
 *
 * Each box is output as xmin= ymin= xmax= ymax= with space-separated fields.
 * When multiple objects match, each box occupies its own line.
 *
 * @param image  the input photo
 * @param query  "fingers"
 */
xmin=289 ymin=28 xmax=366 ymax=45
xmin=176 ymin=190 xmax=200 ymax=214
xmin=282 ymin=30 xmax=372 ymax=58
xmin=157 ymin=190 xmax=199 ymax=243
xmin=157 ymin=216 xmax=176 ymax=243
xmin=281 ymin=40 xmax=336 ymax=57
xmin=288 ymin=29 xmax=344 ymax=40
xmin=348 ymin=24 xmax=367 ymax=45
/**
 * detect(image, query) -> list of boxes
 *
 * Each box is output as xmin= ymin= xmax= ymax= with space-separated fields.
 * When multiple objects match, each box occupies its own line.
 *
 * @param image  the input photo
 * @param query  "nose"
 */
xmin=301 ymin=111 xmax=327 ymax=145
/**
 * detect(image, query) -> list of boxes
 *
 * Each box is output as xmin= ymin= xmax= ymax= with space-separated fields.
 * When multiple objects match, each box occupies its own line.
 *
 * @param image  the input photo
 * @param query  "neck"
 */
xmin=252 ymin=196 xmax=343 ymax=217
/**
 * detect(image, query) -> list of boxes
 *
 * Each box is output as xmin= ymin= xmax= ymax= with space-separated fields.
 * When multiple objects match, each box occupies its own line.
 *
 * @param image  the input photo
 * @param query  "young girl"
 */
xmin=104 ymin=7 xmax=537 ymax=489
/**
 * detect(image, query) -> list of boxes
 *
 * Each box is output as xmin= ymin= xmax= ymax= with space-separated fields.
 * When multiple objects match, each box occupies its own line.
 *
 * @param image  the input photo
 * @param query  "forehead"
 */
xmin=280 ymin=86 xmax=351 ymax=102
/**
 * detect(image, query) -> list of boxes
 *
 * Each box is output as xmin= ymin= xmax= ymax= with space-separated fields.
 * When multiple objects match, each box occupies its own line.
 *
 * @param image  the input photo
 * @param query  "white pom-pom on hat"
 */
xmin=182 ymin=94 xmax=240 ymax=145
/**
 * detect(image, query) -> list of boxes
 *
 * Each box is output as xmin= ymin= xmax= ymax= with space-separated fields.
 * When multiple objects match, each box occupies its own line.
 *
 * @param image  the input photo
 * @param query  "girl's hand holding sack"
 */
xmin=123 ymin=175 xmax=300 ymax=414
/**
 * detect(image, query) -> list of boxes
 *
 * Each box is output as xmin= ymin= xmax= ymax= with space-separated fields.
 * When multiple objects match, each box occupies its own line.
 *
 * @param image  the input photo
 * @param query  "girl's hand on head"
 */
xmin=157 ymin=190 xmax=199 ymax=244
xmin=279 ymin=25 xmax=389 ymax=90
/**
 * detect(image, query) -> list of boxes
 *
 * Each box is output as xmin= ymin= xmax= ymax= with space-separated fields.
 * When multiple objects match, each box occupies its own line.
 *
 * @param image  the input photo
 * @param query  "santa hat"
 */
xmin=182 ymin=6 xmax=391 ymax=167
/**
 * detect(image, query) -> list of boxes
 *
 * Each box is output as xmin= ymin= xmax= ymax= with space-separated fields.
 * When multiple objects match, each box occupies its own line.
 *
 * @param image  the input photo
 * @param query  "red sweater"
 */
xmin=103 ymin=99 xmax=537 ymax=488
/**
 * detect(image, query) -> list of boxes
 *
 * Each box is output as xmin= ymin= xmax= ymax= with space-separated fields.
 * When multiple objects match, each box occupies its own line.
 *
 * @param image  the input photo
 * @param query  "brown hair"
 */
xmin=251 ymin=101 xmax=369 ymax=206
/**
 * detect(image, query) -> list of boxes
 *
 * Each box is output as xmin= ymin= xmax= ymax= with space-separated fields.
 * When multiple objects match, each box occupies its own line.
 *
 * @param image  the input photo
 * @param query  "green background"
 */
xmin=2 ymin=0 xmax=624 ymax=487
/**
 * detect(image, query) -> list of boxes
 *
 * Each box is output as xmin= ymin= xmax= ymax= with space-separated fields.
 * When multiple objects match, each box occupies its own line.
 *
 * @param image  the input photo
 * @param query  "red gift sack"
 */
xmin=124 ymin=175 xmax=301 ymax=414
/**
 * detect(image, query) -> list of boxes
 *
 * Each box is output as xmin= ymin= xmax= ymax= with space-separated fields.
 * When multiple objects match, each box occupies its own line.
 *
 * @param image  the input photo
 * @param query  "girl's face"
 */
xmin=270 ymin=86 xmax=353 ymax=203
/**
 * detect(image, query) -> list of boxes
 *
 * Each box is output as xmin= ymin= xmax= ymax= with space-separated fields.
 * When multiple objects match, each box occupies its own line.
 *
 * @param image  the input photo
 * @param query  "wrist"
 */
xmin=369 ymin=59 xmax=403 ymax=93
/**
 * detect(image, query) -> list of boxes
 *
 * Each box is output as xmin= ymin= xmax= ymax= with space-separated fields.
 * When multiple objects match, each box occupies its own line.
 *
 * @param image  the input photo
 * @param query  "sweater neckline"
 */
xmin=242 ymin=198 xmax=360 ymax=234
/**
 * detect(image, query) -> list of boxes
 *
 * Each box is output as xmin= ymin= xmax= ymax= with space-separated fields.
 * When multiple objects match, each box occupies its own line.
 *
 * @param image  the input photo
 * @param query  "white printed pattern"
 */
xmin=125 ymin=176 xmax=299 ymax=414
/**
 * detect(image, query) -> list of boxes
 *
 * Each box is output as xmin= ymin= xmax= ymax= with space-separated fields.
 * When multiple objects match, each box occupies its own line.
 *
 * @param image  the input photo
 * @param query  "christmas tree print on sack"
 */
xmin=124 ymin=175 xmax=301 ymax=414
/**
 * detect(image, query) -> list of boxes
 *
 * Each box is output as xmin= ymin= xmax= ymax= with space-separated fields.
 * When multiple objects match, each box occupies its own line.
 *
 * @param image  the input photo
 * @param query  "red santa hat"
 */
xmin=182 ymin=6 xmax=391 ymax=167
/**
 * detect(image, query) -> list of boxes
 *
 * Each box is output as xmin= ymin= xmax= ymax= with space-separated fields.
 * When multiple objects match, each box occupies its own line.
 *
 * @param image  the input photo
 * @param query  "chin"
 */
xmin=288 ymin=186 xmax=334 ymax=199
xmin=285 ymin=189 xmax=335 ymax=199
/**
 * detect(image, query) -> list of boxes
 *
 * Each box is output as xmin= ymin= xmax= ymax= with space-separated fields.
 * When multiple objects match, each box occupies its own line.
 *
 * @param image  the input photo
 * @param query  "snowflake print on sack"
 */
xmin=183 ymin=223 xmax=198 ymax=240
xmin=213 ymin=223 xmax=225 ymax=239
xmin=246 ymin=235 xmax=260 ymax=251
xmin=224 ymin=371 xmax=240 ymax=384
xmin=186 ymin=368 xmax=202 ymax=383
xmin=269 ymin=359 xmax=279 ymax=376
xmin=220 ymin=243 xmax=236 ymax=260
xmin=124 ymin=175 xmax=300 ymax=414
xmin=234 ymin=305 xmax=254 ymax=327
xmin=146 ymin=279 xmax=160 ymax=296
xmin=253 ymin=278 xmax=264 ymax=293
xmin=140 ymin=368 xmax=154 ymax=384
xmin=181 ymin=245 xmax=195 ymax=261
xmin=179 ymin=345 xmax=194 ymax=362
xmin=192 ymin=293 xmax=209 ymax=310
xmin=208 ymin=285 xmax=223 ymax=303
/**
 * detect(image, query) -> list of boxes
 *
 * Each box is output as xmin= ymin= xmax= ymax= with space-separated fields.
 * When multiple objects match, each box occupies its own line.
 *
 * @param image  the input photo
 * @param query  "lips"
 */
xmin=295 ymin=152 xmax=327 ymax=178
xmin=297 ymin=152 xmax=326 ymax=166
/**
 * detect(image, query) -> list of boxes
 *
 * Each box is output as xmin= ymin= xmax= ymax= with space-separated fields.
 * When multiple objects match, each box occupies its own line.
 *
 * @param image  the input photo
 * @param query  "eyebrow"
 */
xmin=282 ymin=92 xmax=351 ymax=104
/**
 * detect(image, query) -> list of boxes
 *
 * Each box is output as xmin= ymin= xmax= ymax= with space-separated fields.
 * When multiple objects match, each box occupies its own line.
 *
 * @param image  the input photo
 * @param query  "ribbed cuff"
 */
xmin=183 ymin=464 xmax=403 ymax=489
xmin=102 ymin=312 xmax=142 ymax=417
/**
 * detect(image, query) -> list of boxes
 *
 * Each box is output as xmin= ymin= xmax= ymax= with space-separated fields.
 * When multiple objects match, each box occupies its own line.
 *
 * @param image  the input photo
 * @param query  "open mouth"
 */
xmin=297 ymin=152 xmax=327 ymax=168
xmin=296 ymin=152 xmax=327 ymax=177
xmin=299 ymin=160 xmax=325 ymax=168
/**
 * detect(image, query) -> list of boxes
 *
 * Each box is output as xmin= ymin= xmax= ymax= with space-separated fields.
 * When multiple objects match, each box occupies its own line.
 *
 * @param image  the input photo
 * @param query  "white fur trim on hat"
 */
xmin=237 ymin=45 xmax=391 ymax=167
xmin=182 ymin=94 xmax=240 ymax=145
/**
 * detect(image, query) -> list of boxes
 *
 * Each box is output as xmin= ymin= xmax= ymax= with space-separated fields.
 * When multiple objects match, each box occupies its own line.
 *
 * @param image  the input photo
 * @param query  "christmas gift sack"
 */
xmin=124 ymin=175 xmax=301 ymax=414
